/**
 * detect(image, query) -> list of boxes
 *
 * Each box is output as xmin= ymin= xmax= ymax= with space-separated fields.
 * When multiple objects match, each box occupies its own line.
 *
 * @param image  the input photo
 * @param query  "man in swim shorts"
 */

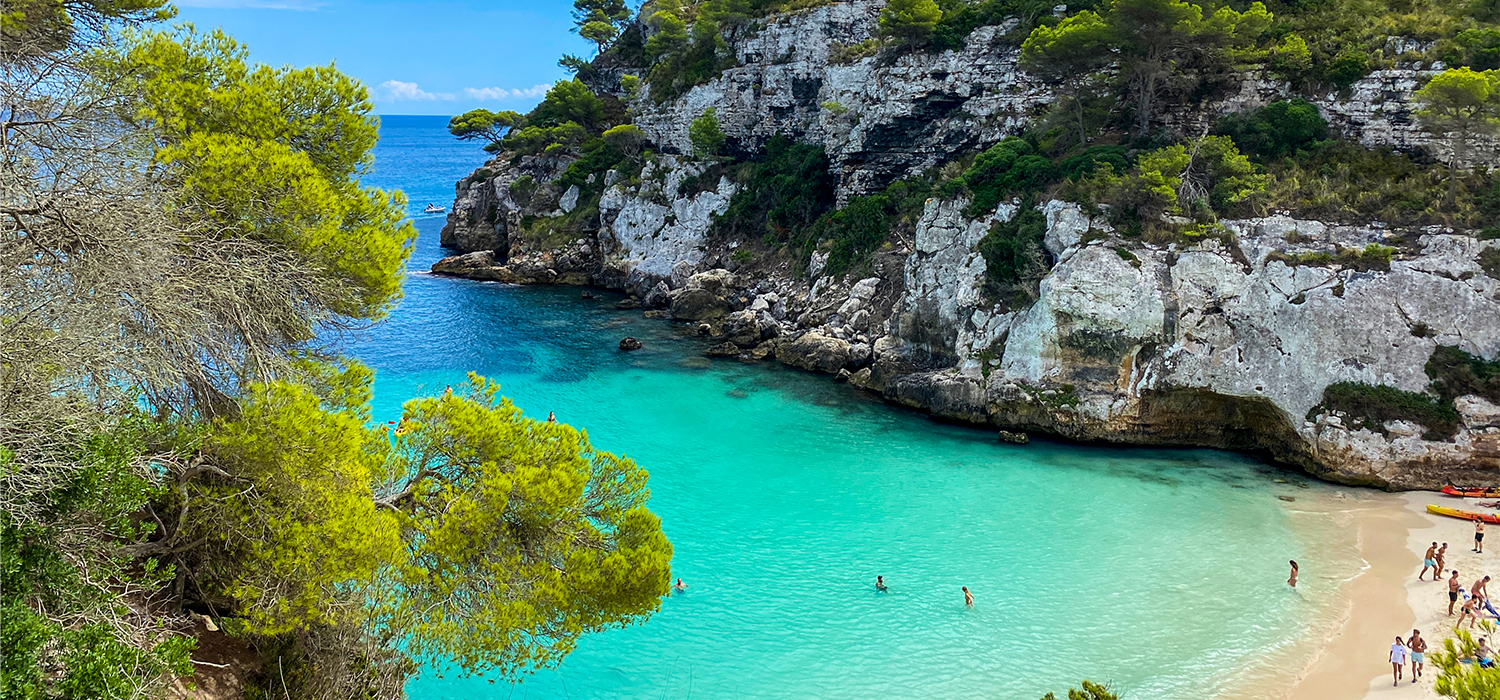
xmin=1450 ymin=570 xmax=1463 ymax=616
xmin=1473 ymin=575 xmax=1490 ymax=606
xmin=1476 ymin=518 xmax=1486 ymax=553
xmin=1420 ymin=542 xmax=1438 ymax=581
xmin=1408 ymin=629 xmax=1427 ymax=680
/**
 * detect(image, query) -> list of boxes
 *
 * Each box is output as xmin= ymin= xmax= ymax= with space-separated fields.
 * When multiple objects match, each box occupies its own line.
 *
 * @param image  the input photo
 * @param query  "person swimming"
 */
xmin=673 ymin=577 xmax=688 ymax=592
xmin=962 ymin=586 xmax=973 ymax=607
xmin=875 ymin=576 xmax=887 ymax=591
xmin=547 ymin=411 xmax=557 ymax=423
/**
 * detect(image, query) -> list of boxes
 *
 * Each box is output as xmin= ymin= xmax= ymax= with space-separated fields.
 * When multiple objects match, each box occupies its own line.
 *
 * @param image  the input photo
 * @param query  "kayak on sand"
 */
xmin=1441 ymin=485 xmax=1500 ymax=498
xmin=1427 ymin=504 xmax=1500 ymax=525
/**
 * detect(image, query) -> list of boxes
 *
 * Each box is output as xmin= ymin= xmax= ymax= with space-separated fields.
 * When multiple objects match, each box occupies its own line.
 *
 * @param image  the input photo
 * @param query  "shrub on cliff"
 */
xmin=1313 ymin=382 xmax=1461 ymax=440
xmin=690 ymin=107 xmax=727 ymax=159
xmin=961 ymin=137 xmax=1057 ymax=216
xmin=977 ymin=203 xmax=1051 ymax=307
xmin=1090 ymin=136 xmax=1267 ymax=228
xmin=1213 ymin=99 xmax=1329 ymax=162
xmin=714 ymin=135 xmax=836 ymax=246
xmin=880 ymin=0 xmax=944 ymax=47
xmin=448 ymin=109 xmax=524 ymax=153
xmin=1426 ymin=345 xmax=1500 ymax=404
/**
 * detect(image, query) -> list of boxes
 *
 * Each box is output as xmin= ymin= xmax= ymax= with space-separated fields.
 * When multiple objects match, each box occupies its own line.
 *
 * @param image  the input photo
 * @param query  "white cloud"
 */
xmin=175 ymin=0 xmax=322 ymax=9
xmin=378 ymin=80 xmax=454 ymax=102
xmin=462 ymin=84 xmax=553 ymax=101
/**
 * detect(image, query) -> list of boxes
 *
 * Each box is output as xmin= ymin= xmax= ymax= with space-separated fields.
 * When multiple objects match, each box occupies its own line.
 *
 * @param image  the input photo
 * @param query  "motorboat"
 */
xmin=423 ymin=203 xmax=446 ymax=214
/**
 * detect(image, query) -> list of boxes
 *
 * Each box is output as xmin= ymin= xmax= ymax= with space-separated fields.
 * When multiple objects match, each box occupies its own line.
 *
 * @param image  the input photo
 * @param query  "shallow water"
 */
xmin=357 ymin=117 xmax=1367 ymax=699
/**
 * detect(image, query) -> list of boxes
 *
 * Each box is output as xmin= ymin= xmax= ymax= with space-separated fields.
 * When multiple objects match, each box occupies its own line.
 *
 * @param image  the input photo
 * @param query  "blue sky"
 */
xmin=172 ymin=0 xmax=607 ymax=115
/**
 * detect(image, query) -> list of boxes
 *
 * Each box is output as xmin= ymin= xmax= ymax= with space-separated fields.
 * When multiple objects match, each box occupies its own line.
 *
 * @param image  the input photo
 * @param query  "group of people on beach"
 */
xmin=1393 ymin=516 xmax=1497 ymax=685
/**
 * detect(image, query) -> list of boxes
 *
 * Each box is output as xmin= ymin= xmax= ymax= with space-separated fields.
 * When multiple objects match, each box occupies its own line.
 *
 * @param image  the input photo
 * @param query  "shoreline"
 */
xmin=1264 ymin=489 xmax=1500 ymax=700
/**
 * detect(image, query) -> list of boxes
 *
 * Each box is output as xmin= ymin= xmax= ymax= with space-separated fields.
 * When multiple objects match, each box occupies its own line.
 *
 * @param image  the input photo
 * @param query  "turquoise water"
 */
xmin=357 ymin=117 xmax=1364 ymax=699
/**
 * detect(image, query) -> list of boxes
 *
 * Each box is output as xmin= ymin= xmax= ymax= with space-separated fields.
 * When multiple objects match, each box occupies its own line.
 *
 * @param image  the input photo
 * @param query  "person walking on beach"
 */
xmin=1449 ymin=570 xmax=1463 ymax=616
xmin=1390 ymin=635 xmax=1408 ymax=686
xmin=1288 ymin=560 xmax=1299 ymax=588
xmin=1408 ymin=629 xmax=1427 ymax=681
xmin=1458 ymin=595 xmax=1481 ymax=629
xmin=876 ymin=576 xmax=888 ymax=591
xmin=1475 ymin=517 xmax=1485 ymax=553
xmin=1420 ymin=542 xmax=1439 ymax=581
xmin=1436 ymin=543 xmax=1448 ymax=576
xmin=962 ymin=586 xmax=974 ymax=608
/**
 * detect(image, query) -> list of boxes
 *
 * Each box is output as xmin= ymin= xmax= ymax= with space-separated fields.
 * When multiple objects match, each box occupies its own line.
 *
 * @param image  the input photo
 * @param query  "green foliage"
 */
xmin=193 ymin=375 xmax=403 ymax=635
xmin=1266 ymin=242 xmax=1396 ymax=271
xmin=1440 ymin=28 xmax=1500 ymax=71
xmin=1426 ymin=345 xmax=1500 ymax=404
xmin=1021 ymin=9 xmax=1113 ymax=146
xmin=573 ymin=0 xmax=630 ymax=53
xmin=602 ymin=123 xmax=647 ymax=158
xmin=643 ymin=3 xmax=734 ymax=102
xmin=1213 ymin=99 xmax=1329 ymax=161
xmin=1058 ymin=145 xmax=1131 ymax=180
xmin=108 ymin=25 xmax=416 ymax=321
xmin=1040 ymin=680 xmax=1119 ymax=700
xmin=961 ymin=137 xmax=1057 ymax=216
xmin=689 ymin=107 xmax=727 ymax=159
xmin=977 ymin=205 xmax=1051 ymax=305
xmin=1432 ymin=627 xmax=1500 ymax=698
xmin=931 ymin=0 xmax=1064 ymax=53
xmin=1 ymin=0 xmax=175 ymax=53
xmin=715 ymin=135 xmax=836 ymax=243
xmin=1258 ymin=140 xmax=1486 ymax=227
xmin=813 ymin=177 xmax=936 ymax=276
xmin=1416 ymin=67 xmax=1500 ymax=202
xmin=385 ymin=375 xmax=673 ymax=676
xmin=1089 ymin=135 xmax=1267 ymax=228
xmin=880 ymin=0 xmax=944 ymax=46
xmin=448 ymin=109 xmax=522 ymax=148
xmin=1313 ymin=381 xmax=1461 ymax=440
xmin=620 ymin=73 xmax=640 ymax=99
xmin=529 ymin=79 xmax=606 ymax=131
xmin=503 ymin=122 xmax=589 ymax=156
xmin=1268 ymin=33 xmax=1313 ymax=83
xmin=1481 ymin=247 xmax=1500 ymax=278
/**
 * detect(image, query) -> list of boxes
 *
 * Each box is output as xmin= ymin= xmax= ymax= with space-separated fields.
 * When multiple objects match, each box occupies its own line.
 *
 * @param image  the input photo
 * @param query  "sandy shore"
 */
xmin=1273 ymin=489 xmax=1500 ymax=700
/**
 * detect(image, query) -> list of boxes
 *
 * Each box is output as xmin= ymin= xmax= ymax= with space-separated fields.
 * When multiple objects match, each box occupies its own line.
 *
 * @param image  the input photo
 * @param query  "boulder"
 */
xmin=776 ymin=331 xmax=851 ymax=374
xmin=618 ymin=337 xmax=643 ymax=351
xmin=997 ymin=430 xmax=1030 ymax=444
xmin=671 ymin=288 xmax=731 ymax=321
xmin=615 ymin=298 xmax=641 ymax=310
xmin=643 ymin=281 xmax=672 ymax=309
xmin=431 ymin=250 xmax=496 ymax=275
xmin=686 ymin=269 xmax=738 ymax=296
xmin=722 ymin=310 xmax=765 ymax=347
xmin=704 ymin=342 xmax=741 ymax=358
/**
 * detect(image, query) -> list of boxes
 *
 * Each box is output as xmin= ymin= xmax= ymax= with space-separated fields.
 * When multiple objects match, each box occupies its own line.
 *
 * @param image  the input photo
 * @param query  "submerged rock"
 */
xmin=618 ymin=337 xmax=643 ymax=351
xmin=704 ymin=342 xmax=741 ymax=358
xmin=997 ymin=430 xmax=1030 ymax=444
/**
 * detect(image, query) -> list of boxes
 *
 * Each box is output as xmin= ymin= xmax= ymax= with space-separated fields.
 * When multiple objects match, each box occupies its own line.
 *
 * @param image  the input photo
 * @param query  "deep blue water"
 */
xmin=351 ymin=116 xmax=1366 ymax=700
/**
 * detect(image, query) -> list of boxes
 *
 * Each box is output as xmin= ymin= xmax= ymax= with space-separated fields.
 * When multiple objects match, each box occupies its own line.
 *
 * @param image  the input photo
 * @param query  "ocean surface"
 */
xmin=354 ymin=115 xmax=1368 ymax=699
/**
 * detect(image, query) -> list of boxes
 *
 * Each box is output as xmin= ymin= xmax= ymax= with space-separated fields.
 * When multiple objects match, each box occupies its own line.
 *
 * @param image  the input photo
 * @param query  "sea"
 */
xmin=352 ymin=115 xmax=1370 ymax=699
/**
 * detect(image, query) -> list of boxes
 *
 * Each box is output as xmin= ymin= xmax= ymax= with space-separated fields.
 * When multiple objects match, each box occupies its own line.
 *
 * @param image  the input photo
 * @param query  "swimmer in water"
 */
xmin=673 ymin=578 xmax=687 ymax=592
xmin=547 ymin=411 xmax=557 ymax=423
xmin=875 ymin=576 xmax=887 ymax=591
xmin=1288 ymin=560 xmax=1299 ymax=588
xmin=962 ymin=586 xmax=973 ymax=607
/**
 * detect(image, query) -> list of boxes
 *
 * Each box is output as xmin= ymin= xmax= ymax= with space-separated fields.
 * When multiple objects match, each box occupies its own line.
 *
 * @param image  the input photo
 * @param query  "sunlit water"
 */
xmin=354 ymin=116 xmax=1368 ymax=699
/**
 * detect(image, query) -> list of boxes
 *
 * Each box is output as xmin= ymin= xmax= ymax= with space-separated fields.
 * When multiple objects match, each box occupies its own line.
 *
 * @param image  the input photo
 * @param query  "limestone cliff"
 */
xmin=435 ymin=0 xmax=1500 ymax=489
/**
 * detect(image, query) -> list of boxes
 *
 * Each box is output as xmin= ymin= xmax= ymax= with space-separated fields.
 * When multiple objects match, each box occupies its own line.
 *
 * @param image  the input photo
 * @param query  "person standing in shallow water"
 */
xmin=1288 ymin=560 xmax=1298 ymax=588
xmin=547 ymin=411 xmax=556 ymax=423
xmin=962 ymin=586 xmax=973 ymax=607
xmin=1420 ymin=542 xmax=1439 ymax=581
xmin=673 ymin=578 xmax=687 ymax=592
xmin=875 ymin=576 xmax=887 ymax=592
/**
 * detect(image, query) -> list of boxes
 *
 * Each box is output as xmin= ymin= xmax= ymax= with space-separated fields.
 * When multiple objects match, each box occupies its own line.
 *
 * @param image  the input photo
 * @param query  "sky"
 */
xmin=171 ymin=0 xmax=605 ymax=115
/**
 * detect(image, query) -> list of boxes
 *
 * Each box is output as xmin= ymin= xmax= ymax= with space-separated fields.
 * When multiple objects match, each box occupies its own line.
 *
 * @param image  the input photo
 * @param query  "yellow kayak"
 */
xmin=1427 ymin=504 xmax=1500 ymax=525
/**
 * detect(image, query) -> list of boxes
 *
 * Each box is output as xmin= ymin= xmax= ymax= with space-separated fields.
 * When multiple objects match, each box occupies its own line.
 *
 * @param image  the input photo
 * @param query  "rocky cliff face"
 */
xmin=435 ymin=2 xmax=1500 ymax=489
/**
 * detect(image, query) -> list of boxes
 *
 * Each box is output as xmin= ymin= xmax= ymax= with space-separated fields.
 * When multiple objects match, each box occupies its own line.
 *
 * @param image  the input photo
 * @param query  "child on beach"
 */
xmin=1390 ymin=636 xmax=1408 ymax=686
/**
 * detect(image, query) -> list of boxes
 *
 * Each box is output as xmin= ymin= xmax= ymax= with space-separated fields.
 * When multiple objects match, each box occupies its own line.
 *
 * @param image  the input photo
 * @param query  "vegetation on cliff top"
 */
xmin=1310 ymin=346 xmax=1500 ymax=440
xmin=3 ymin=6 xmax=672 ymax=699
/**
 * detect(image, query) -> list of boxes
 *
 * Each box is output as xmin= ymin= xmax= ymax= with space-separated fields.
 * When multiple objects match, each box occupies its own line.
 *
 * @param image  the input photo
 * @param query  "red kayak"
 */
xmin=1441 ymin=485 xmax=1500 ymax=498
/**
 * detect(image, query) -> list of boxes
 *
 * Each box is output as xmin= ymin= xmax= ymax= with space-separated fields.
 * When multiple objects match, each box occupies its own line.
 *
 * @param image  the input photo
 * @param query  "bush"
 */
xmin=714 ymin=135 xmax=836 ymax=243
xmin=689 ymin=107 xmax=727 ymax=160
xmin=961 ymin=137 xmax=1056 ymax=216
xmin=976 ymin=204 xmax=1050 ymax=306
xmin=1426 ymin=345 xmax=1500 ymax=404
xmin=879 ymin=0 xmax=943 ymax=47
xmin=1094 ymin=136 xmax=1266 ymax=228
xmin=1266 ymin=243 xmax=1395 ymax=271
xmin=1481 ymin=247 xmax=1500 ymax=278
xmin=814 ymin=177 xmax=935 ymax=276
xmin=1213 ymin=99 xmax=1330 ymax=162
xmin=1313 ymin=381 xmax=1461 ymax=440
xmin=1259 ymin=141 xmax=1484 ymax=227
xmin=1058 ymin=145 xmax=1130 ymax=181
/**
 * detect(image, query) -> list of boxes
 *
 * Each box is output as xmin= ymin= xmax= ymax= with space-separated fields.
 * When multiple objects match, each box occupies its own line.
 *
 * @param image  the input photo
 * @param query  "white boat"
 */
xmin=423 ymin=203 xmax=446 ymax=214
